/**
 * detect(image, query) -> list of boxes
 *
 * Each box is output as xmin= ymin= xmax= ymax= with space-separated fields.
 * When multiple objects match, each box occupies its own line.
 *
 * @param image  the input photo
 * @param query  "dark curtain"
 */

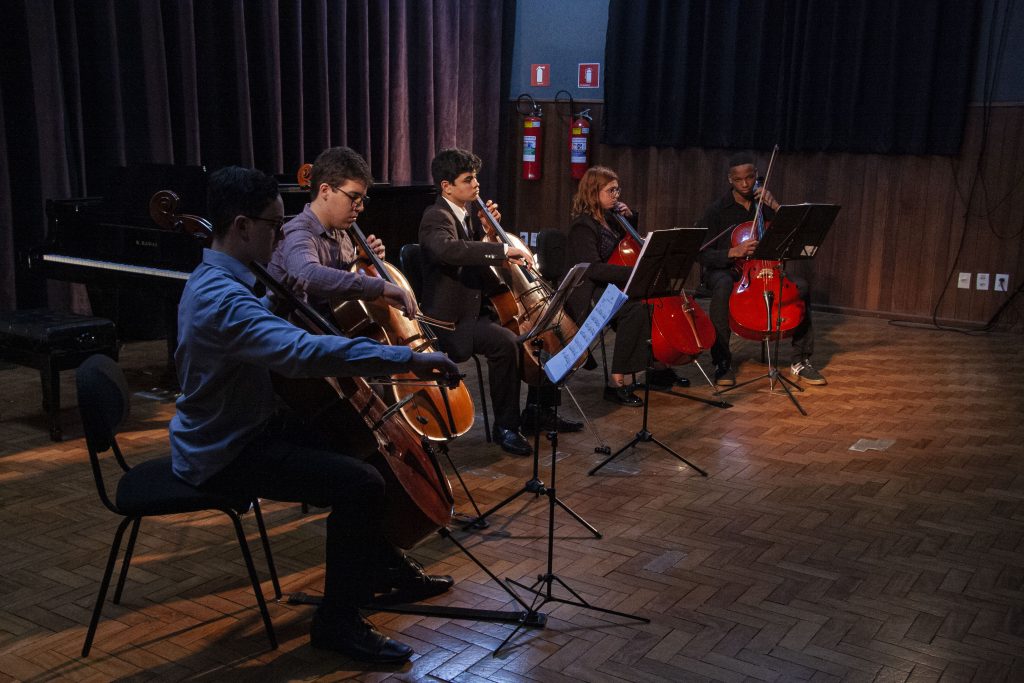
xmin=603 ymin=0 xmax=980 ymax=155
xmin=0 ymin=0 xmax=512 ymax=310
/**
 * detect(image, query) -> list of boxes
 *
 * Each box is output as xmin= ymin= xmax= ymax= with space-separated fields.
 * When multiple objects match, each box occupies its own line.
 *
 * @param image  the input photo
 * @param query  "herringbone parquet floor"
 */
xmin=1 ymin=312 xmax=1022 ymax=682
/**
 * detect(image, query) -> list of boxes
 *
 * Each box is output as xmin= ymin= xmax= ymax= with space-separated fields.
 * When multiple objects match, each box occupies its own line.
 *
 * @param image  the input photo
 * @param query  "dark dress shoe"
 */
xmin=646 ymin=368 xmax=690 ymax=390
xmin=713 ymin=362 xmax=735 ymax=386
xmin=520 ymin=405 xmax=584 ymax=434
xmin=492 ymin=426 xmax=532 ymax=456
xmin=311 ymin=606 xmax=413 ymax=663
xmin=373 ymin=555 xmax=454 ymax=604
xmin=603 ymin=385 xmax=643 ymax=407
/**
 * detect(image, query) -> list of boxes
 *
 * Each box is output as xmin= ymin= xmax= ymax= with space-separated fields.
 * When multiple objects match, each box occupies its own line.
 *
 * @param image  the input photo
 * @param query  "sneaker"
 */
xmin=311 ymin=606 xmax=413 ymax=663
xmin=790 ymin=360 xmax=827 ymax=385
xmin=713 ymin=362 xmax=735 ymax=386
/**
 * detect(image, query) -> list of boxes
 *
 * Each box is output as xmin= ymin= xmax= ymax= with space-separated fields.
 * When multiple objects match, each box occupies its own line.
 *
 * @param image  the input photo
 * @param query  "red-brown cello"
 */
xmin=251 ymin=261 xmax=455 ymax=550
xmin=727 ymin=148 xmax=805 ymax=340
xmin=607 ymin=211 xmax=716 ymax=364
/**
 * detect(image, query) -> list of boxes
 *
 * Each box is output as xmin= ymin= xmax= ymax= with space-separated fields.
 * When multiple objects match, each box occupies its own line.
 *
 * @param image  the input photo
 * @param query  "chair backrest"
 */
xmin=399 ymin=243 xmax=424 ymax=298
xmin=76 ymin=353 xmax=131 ymax=512
xmin=535 ymin=229 xmax=568 ymax=285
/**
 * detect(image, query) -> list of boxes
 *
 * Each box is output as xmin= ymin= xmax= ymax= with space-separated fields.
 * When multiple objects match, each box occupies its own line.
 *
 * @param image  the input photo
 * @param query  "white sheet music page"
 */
xmin=543 ymin=284 xmax=628 ymax=385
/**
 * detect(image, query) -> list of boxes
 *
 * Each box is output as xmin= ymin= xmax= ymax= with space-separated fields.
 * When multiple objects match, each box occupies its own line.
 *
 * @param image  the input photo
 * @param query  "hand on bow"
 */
xmin=381 ymin=282 xmax=419 ymax=320
xmin=407 ymin=351 xmax=463 ymax=389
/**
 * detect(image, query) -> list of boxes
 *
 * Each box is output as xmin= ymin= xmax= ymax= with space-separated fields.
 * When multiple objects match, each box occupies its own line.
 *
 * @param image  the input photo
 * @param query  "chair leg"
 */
xmin=83 ymin=516 xmax=133 ymax=657
xmin=113 ymin=518 xmax=142 ymax=604
xmin=40 ymin=362 xmax=62 ymax=442
xmin=472 ymin=355 xmax=491 ymax=442
xmin=251 ymin=500 xmax=281 ymax=600
xmin=225 ymin=510 xmax=277 ymax=650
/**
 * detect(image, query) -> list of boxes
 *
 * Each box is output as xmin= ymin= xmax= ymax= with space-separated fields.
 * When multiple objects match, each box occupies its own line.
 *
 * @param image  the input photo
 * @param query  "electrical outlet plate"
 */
xmin=995 ymin=274 xmax=1009 ymax=292
xmin=958 ymin=272 xmax=971 ymax=289
xmin=976 ymin=273 xmax=990 ymax=290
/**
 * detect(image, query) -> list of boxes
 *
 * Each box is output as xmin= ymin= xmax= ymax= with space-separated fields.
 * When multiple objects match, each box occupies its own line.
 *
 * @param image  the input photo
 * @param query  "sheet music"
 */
xmin=543 ymin=284 xmax=628 ymax=384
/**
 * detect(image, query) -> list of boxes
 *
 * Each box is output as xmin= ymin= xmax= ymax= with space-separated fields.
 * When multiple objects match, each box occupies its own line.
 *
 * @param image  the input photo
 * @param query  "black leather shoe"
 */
xmin=713 ymin=362 xmax=735 ymax=386
xmin=603 ymin=385 xmax=643 ymax=407
xmin=373 ymin=555 xmax=454 ymax=604
xmin=520 ymin=405 xmax=584 ymax=434
xmin=311 ymin=606 xmax=413 ymax=663
xmin=646 ymin=368 xmax=691 ymax=390
xmin=492 ymin=426 xmax=532 ymax=456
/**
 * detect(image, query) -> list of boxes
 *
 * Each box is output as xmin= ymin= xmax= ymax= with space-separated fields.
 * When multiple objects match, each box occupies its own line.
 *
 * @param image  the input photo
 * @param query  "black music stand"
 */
xmin=496 ymin=279 xmax=649 ymax=655
xmin=589 ymin=228 xmax=709 ymax=477
xmin=716 ymin=203 xmax=839 ymax=415
xmin=467 ymin=265 xmax=602 ymax=538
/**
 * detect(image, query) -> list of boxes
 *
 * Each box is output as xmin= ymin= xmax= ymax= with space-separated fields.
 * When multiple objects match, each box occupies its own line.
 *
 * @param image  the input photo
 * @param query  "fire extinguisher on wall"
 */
xmin=518 ymin=94 xmax=543 ymax=180
xmin=569 ymin=108 xmax=592 ymax=180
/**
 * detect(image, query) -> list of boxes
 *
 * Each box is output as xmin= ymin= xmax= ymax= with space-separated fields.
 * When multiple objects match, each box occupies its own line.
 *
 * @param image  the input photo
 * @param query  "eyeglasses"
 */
xmin=603 ymin=186 xmax=622 ymax=195
xmin=334 ymin=187 xmax=370 ymax=208
xmin=245 ymin=215 xmax=285 ymax=236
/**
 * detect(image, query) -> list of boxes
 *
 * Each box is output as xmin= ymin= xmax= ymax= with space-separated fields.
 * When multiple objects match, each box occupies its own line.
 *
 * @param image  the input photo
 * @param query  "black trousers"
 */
xmin=706 ymin=267 xmax=814 ymax=366
xmin=435 ymin=317 xmax=522 ymax=431
xmin=199 ymin=417 xmax=399 ymax=609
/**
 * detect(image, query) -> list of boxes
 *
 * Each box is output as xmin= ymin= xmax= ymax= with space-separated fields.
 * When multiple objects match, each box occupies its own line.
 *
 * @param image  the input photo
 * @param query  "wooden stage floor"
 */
xmin=1 ymin=312 xmax=1022 ymax=682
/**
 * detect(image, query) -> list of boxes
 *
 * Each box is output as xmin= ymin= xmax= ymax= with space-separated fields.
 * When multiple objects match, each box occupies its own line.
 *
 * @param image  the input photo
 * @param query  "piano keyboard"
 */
xmin=39 ymin=254 xmax=191 ymax=281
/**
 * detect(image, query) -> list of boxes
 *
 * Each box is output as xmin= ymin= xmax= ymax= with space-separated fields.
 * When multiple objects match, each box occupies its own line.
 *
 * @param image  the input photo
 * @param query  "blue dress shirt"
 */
xmin=170 ymin=248 xmax=413 ymax=486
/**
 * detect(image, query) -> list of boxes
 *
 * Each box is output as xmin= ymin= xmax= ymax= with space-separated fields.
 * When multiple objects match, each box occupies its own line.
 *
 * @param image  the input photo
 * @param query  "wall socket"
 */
xmin=976 ymin=273 xmax=990 ymax=290
xmin=995 ymin=274 xmax=1009 ymax=292
xmin=958 ymin=272 xmax=971 ymax=289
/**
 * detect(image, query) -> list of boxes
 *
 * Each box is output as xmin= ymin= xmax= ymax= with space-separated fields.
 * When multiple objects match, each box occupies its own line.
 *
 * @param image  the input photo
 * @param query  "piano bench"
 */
xmin=0 ymin=309 xmax=118 ymax=441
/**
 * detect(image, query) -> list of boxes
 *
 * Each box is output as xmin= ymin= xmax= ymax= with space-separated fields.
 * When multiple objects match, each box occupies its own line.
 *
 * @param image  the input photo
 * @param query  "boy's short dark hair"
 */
xmin=727 ymin=152 xmax=755 ymax=170
xmin=309 ymin=147 xmax=373 ymax=200
xmin=431 ymin=148 xmax=481 ymax=188
xmin=207 ymin=166 xmax=280 ymax=239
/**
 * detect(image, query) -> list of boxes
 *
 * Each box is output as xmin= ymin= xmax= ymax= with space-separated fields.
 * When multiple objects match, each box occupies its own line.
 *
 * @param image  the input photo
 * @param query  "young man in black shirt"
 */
xmin=695 ymin=153 xmax=825 ymax=387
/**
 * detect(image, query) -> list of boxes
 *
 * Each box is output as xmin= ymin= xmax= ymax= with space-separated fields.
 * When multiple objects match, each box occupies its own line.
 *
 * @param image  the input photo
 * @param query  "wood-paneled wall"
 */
xmin=498 ymin=103 xmax=1024 ymax=330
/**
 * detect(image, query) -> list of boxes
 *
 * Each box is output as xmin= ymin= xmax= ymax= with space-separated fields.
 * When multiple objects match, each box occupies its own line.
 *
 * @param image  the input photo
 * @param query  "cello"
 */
xmin=607 ymin=211 xmax=716 ymax=364
xmin=330 ymin=221 xmax=476 ymax=441
xmin=250 ymin=261 xmax=456 ymax=550
xmin=474 ymin=196 xmax=585 ymax=385
xmin=294 ymin=163 xmax=474 ymax=441
xmin=727 ymin=148 xmax=805 ymax=340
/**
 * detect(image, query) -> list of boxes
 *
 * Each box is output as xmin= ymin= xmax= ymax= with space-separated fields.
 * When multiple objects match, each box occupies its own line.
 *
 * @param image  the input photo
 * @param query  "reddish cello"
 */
xmin=607 ymin=211 xmax=716 ymax=364
xmin=727 ymin=148 xmax=805 ymax=340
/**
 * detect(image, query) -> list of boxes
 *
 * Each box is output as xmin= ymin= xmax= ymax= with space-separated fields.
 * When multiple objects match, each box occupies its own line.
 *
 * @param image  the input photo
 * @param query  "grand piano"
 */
xmin=27 ymin=164 xmax=437 ymax=373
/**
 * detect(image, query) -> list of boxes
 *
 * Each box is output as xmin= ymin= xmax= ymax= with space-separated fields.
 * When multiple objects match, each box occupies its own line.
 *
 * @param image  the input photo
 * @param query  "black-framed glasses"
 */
xmin=245 ymin=215 xmax=285 ymax=235
xmin=334 ymin=187 xmax=369 ymax=208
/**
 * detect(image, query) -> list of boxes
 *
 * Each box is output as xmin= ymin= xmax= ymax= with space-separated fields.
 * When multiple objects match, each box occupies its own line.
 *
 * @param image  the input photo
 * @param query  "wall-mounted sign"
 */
xmin=578 ymin=63 xmax=600 ymax=88
xmin=530 ymin=64 xmax=550 ymax=87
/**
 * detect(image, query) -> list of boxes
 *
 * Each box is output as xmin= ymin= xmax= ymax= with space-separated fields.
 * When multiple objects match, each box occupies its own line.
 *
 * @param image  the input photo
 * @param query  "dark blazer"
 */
xmin=564 ymin=212 xmax=633 ymax=320
xmin=418 ymin=197 xmax=507 ymax=324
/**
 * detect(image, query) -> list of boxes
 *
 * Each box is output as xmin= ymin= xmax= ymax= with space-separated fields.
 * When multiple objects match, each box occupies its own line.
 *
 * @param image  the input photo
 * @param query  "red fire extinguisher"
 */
xmin=569 ymin=109 xmax=592 ymax=180
xmin=519 ymin=95 xmax=543 ymax=180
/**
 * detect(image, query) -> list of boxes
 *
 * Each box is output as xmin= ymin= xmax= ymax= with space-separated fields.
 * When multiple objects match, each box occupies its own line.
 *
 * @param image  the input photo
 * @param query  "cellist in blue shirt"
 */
xmin=169 ymin=166 xmax=460 ymax=664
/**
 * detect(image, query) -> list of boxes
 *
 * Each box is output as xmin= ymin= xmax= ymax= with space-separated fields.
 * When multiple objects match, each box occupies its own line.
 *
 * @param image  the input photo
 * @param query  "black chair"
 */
xmin=75 ymin=354 xmax=280 ymax=656
xmin=399 ymin=242 xmax=491 ymax=442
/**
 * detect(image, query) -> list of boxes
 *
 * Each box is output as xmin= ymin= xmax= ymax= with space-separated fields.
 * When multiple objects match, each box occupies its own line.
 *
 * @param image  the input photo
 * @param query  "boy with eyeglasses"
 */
xmin=268 ymin=146 xmax=417 ymax=320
